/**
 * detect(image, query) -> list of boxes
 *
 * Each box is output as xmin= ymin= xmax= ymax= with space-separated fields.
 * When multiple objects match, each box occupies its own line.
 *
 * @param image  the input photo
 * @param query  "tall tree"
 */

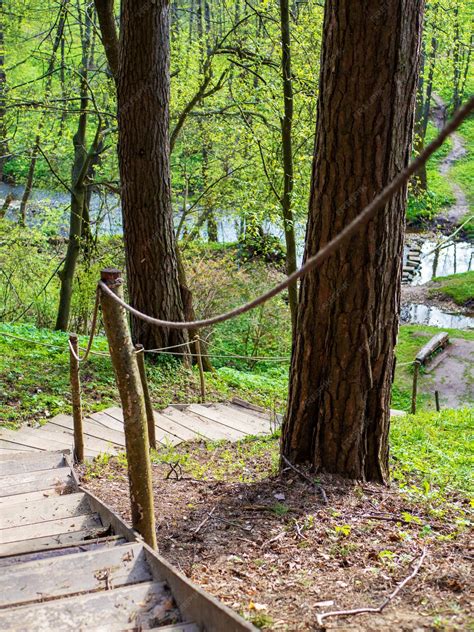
xmin=281 ymin=0 xmax=424 ymax=482
xmin=279 ymin=0 xmax=298 ymax=331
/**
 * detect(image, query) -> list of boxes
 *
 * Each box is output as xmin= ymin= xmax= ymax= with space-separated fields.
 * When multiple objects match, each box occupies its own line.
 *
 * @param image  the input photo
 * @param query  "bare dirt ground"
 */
xmin=81 ymin=448 xmax=473 ymax=631
xmin=401 ymin=282 xmax=470 ymax=313
xmin=420 ymin=337 xmax=474 ymax=409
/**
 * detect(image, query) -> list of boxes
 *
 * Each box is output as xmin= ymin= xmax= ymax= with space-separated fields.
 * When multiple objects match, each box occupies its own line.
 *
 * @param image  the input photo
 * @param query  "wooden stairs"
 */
xmin=0 ymin=399 xmax=279 ymax=459
xmin=0 ymin=449 xmax=255 ymax=631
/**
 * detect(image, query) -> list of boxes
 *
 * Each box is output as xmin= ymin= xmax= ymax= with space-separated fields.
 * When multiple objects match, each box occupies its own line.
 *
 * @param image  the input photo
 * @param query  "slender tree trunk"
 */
xmin=117 ymin=0 xmax=188 ymax=351
xmin=56 ymin=2 xmax=93 ymax=331
xmin=281 ymin=0 xmax=424 ymax=483
xmin=412 ymin=44 xmax=427 ymax=193
xmin=279 ymin=0 xmax=298 ymax=331
xmin=0 ymin=1 xmax=9 ymax=182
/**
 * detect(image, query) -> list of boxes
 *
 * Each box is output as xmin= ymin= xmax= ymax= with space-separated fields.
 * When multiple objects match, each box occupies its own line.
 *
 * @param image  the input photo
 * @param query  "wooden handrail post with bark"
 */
xmin=194 ymin=335 xmax=206 ymax=403
xmin=135 ymin=343 xmax=157 ymax=450
xmin=411 ymin=360 xmax=421 ymax=415
xmin=99 ymin=268 xmax=157 ymax=549
xmin=69 ymin=333 xmax=84 ymax=463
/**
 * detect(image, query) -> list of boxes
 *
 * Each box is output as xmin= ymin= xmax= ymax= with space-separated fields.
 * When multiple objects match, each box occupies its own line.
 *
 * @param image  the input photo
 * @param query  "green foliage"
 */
xmin=431 ymin=271 xmax=474 ymax=306
xmin=391 ymin=408 xmax=473 ymax=497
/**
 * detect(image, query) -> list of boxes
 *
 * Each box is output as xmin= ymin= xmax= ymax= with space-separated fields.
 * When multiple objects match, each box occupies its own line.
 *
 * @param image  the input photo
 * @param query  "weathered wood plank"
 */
xmin=0 ymin=445 xmax=39 ymax=458
xmin=103 ymin=408 xmax=172 ymax=445
xmin=0 ymin=542 xmax=151 ymax=607
xmin=0 ymin=488 xmax=61 ymax=509
xmin=87 ymin=410 xmax=125 ymax=433
xmin=416 ymin=332 xmax=449 ymax=364
xmin=0 ymin=513 xmax=102 ymax=545
xmin=47 ymin=415 xmax=126 ymax=447
xmin=211 ymin=404 xmax=271 ymax=434
xmin=163 ymin=407 xmax=241 ymax=441
xmin=0 ymin=525 xmax=109 ymax=558
xmin=0 ymin=428 xmax=69 ymax=451
xmin=0 ymin=581 xmax=174 ymax=631
xmin=0 ymin=452 xmax=66 ymax=476
xmin=0 ymin=492 xmax=90 ymax=529
xmin=0 ymin=433 xmax=46 ymax=452
xmin=5 ymin=427 xmax=74 ymax=451
xmin=153 ymin=411 xmax=194 ymax=442
xmin=42 ymin=421 xmax=121 ymax=455
xmin=0 ymin=536 xmax=126 ymax=568
xmin=0 ymin=466 xmax=72 ymax=497
xmin=151 ymin=625 xmax=199 ymax=632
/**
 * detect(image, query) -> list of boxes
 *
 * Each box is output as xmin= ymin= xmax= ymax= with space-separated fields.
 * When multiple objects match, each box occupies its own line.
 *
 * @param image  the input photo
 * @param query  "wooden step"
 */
xmin=0 ymin=489 xmax=62 ymax=509
xmin=154 ymin=411 xmax=196 ymax=443
xmin=163 ymin=407 xmax=242 ymax=441
xmin=0 ymin=466 xmax=72 ymax=497
xmin=0 ymin=542 xmax=151 ymax=607
xmin=0 ymin=519 xmax=106 ymax=558
xmin=0 ymin=451 xmax=66 ymax=476
xmin=0 ymin=581 xmax=177 ymax=631
xmin=0 ymin=536 xmax=126 ymax=569
xmin=0 ymin=438 xmax=41 ymax=453
xmin=43 ymin=421 xmax=122 ymax=455
xmin=0 ymin=513 xmax=103 ymax=546
xmin=1 ymin=492 xmax=91 ymax=529
xmin=211 ymin=403 xmax=271 ymax=434
xmin=103 ymin=408 xmax=176 ymax=445
xmin=47 ymin=415 xmax=125 ymax=448
xmin=151 ymin=625 xmax=199 ymax=631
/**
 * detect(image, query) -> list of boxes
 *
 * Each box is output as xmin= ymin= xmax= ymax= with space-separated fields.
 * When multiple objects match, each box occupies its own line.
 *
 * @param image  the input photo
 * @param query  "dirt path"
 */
xmin=431 ymin=94 xmax=469 ymax=225
xmin=419 ymin=336 xmax=474 ymax=409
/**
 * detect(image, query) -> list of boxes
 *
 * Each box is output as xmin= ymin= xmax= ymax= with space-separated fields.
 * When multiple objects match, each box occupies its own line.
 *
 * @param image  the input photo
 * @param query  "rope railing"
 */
xmin=98 ymin=96 xmax=474 ymax=331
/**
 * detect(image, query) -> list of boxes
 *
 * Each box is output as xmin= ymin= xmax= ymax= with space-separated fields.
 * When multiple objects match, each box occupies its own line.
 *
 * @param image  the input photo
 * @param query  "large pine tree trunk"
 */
xmin=281 ymin=0 xmax=424 ymax=483
xmin=117 ymin=0 xmax=188 ymax=350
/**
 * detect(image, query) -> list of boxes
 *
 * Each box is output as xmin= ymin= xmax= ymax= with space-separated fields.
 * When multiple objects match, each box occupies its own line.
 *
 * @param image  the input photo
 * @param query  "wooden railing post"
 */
xmin=99 ymin=268 xmax=157 ymax=549
xmin=194 ymin=335 xmax=206 ymax=403
xmin=135 ymin=343 xmax=157 ymax=450
xmin=69 ymin=333 xmax=84 ymax=463
xmin=411 ymin=360 xmax=420 ymax=415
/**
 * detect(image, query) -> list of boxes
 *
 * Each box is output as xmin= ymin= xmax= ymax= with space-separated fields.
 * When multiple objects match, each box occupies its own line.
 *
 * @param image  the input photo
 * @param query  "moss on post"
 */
xmin=99 ymin=268 xmax=157 ymax=549
xmin=69 ymin=333 xmax=84 ymax=463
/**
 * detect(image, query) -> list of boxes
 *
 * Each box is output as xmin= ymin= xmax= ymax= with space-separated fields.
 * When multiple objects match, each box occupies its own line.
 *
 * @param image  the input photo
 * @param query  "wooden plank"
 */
xmin=101 ymin=406 xmax=125 ymax=422
xmin=42 ymin=421 xmax=122 ymax=455
xmin=0 ymin=466 xmax=72 ymax=497
xmin=162 ymin=407 xmax=241 ymax=441
xmin=0 ymin=492 xmax=91 ymax=529
xmin=231 ymin=398 xmax=283 ymax=426
xmin=416 ymin=332 xmax=449 ymax=364
xmin=47 ymin=415 xmax=126 ymax=447
xmin=0 ymin=489 xmax=61 ymax=508
xmin=0 ymin=581 xmax=173 ymax=631
xmin=87 ymin=410 xmax=125 ymax=433
xmin=0 ymin=452 xmax=66 ymax=476
xmin=154 ymin=411 xmax=194 ymax=442
xmin=208 ymin=404 xmax=271 ymax=434
xmin=0 ymin=524 xmax=108 ymax=558
xmin=151 ymin=625 xmax=199 ymax=632
xmin=0 ymin=445 xmax=39 ymax=458
xmin=0 ymin=542 xmax=151 ymax=607
xmin=94 ymin=408 xmax=171 ymax=445
xmin=0 ymin=435 xmax=43 ymax=452
xmin=187 ymin=404 xmax=256 ymax=436
xmin=0 ymin=427 xmax=72 ymax=452
xmin=0 ymin=513 xmax=101 ymax=545
xmin=6 ymin=427 xmax=74 ymax=451
xmin=0 ymin=536 xmax=126 ymax=568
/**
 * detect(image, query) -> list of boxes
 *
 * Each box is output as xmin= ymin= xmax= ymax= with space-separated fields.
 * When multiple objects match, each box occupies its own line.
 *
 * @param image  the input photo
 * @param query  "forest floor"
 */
xmin=81 ymin=409 xmax=473 ymax=631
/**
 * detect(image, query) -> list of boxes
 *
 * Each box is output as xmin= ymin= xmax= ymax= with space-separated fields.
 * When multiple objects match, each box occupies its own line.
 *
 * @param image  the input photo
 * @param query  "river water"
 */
xmin=1 ymin=182 xmax=473 ymax=329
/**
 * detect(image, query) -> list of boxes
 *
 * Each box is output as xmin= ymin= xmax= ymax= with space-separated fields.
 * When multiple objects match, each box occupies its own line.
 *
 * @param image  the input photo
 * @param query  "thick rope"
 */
xmin=99 ymin=97 xmax=474 ymax=330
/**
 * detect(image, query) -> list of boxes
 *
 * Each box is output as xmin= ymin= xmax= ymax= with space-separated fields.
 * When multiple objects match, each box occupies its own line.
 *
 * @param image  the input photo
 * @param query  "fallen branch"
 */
xmin=193 ymin=506 xmax=216 ymax=535
xmin=281 ymin=454 xmax=328 ymax=504
xmin=315 ymin=547 xmax=428 ymax=627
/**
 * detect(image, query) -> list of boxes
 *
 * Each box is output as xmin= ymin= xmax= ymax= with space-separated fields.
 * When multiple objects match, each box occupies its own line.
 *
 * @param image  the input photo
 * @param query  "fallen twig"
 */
xmin=315 ymin=547 xmax=428 ymax=627
xmin=193 ymin=506 xmax=216 ymax=534
xmin=281 ymin=454 xmax=328 ymax=504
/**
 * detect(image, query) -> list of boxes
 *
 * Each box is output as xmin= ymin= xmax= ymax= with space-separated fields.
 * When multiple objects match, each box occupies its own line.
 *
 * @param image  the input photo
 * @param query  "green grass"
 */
xmin=391 ymin=408 xmax=473 ymax=497
xmin=1 ymin=321 xmax=472 ymax=427
xmin=431 ymin=270 xmax=474 ymax=306
xmin=450 ymin=116 xmax=474 ymax=238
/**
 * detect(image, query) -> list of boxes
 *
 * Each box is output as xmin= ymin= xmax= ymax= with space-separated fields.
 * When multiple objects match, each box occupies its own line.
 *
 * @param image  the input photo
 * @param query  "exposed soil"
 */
xmin=419 ymin=337 xmax=474 ymax=409
xmin=401 ymin=282 xmax=472 ymax=314
xmin=81 ymin=447 xmax=473 ymax=631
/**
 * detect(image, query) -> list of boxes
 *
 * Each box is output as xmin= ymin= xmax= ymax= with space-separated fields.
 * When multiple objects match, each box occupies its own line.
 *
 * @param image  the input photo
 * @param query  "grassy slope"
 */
xmin=431 ymin=270 xmax=474 ymax=306
xmin=1 ymin=321 xmax=473 ymax=428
